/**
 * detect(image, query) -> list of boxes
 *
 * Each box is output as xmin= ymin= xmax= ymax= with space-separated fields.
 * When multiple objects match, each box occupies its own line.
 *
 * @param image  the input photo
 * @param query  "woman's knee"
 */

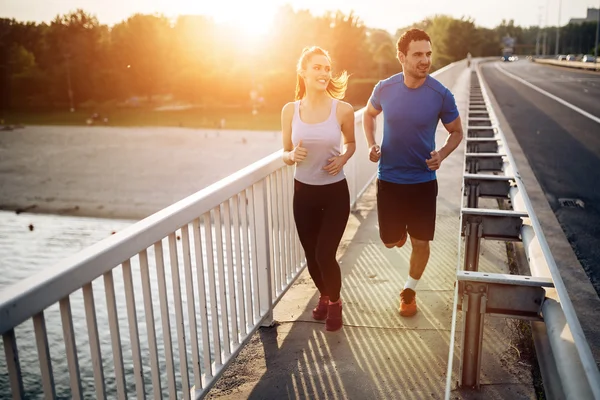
xmin=315 ymin=246 xmax=338 ymax=268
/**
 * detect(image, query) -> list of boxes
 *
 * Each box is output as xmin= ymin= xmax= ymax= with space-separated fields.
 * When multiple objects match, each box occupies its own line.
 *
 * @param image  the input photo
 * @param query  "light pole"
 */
xmin=555 ymin=0 xmax=562 ymax=55
xmin=536 ymin=7 xmax=543 ymax=56
xmin=595 ymin=2 xmax=599 ymax=64
xmin=543 ymin=0 xmax=550 ymax=55
xmin=65 ymin=53 xmax=75 ymax=112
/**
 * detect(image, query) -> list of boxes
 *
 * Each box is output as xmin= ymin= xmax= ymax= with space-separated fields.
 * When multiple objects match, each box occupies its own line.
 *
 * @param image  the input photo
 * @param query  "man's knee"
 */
xmin=384 ymin=242 xmax=396 ymax=249
xmin=410 ymin=237 xmax=430 ymax=252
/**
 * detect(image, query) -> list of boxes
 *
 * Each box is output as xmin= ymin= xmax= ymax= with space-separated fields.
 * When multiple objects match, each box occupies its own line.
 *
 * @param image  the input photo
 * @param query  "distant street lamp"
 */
xmin=65 ymin=53 xmax=75 ymax=112
xmin=555 ymin=0 xmax=562 ymax=55
xmin=595 ymin=1 xmax=599 ymax=64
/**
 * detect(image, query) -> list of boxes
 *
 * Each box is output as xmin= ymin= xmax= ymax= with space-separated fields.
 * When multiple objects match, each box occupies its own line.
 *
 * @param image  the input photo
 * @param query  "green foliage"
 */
xmin=2 ymin=8 xmax=596 ymax=120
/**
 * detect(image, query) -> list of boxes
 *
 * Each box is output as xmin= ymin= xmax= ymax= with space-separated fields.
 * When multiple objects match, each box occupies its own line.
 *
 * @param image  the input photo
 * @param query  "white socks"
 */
xmin=404 ymin=276 xmax=419 ymax=291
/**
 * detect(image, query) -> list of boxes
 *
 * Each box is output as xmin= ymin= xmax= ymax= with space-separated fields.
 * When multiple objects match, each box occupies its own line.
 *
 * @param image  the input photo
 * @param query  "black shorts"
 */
xmin=376 ymin=178 xmax=438 ymax=243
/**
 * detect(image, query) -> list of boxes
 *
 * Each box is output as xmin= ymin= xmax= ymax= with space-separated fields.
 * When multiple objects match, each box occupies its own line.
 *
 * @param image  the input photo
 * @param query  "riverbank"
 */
xmin=1 ymin=107 xmax=281 ymax=131
xmin=0 ymin=125 xmax=282 ymax=220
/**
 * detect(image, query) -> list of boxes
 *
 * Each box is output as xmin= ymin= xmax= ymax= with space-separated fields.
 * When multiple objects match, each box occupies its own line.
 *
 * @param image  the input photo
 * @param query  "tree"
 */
xmin=324 ymin=11 xmax=370 ymax=77
xmin=110 ymin=14 xmax=173 ymax=101
xmin=45 ymin=10 xmax=106 ymax=106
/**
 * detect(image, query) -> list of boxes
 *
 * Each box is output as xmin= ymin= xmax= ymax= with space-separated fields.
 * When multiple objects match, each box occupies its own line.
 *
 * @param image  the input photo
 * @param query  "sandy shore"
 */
xmin=0 ymin=126 xmax=282 ymax=220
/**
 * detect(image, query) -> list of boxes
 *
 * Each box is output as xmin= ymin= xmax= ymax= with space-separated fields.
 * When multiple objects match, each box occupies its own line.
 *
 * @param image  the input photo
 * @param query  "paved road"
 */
xmin=480 ymin=60 xmax=600 ymax=296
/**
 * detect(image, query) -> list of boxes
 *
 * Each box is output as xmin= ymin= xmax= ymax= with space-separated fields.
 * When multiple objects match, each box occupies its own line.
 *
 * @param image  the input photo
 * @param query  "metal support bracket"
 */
xmin=457 ymin=270 xmax=553 ymax=318
xmin=464 ymin=174 xmax=513 ymax=200
xmin=466 ymin=138 xmax=499 ymax=153
xmin=465 ymin=153 xmax=505 ymax=173
xmin=467 ymin=117 xmax=491 ymax=122
xmin=457 ymin=271 xmax=553 ymax=389
xmin=467 ymin=127 xmax=495 ymax=138
xmin=461 ymin=208 xmax=527 ymax=241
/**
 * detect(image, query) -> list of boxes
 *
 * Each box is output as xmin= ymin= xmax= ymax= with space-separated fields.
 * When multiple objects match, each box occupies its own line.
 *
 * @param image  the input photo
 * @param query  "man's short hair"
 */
xmin=397 ymin=28 xmax=431 ymax=55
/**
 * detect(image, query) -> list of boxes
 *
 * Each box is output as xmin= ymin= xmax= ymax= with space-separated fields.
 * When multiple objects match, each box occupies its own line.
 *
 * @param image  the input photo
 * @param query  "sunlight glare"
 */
xmin=204 ymin=3 xmax=277 ymax=37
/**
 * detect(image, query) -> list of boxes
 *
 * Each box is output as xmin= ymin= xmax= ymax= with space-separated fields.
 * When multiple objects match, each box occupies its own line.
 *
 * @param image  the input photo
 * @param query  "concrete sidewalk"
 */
xmin=206 ymin=67 xmax=536 ymax=399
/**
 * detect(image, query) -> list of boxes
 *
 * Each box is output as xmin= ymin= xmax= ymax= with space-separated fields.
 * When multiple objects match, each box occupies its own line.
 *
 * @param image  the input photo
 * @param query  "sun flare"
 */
xmin=203 ymin=3 xmax=276 ymax=37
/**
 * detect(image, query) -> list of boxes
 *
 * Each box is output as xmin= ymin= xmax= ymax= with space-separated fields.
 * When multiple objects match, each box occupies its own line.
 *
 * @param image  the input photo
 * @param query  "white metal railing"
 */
xmin=0 ymin=117 xmax=384 ymax=400
xmin=0 ymin=63 xmax=474 ymax=400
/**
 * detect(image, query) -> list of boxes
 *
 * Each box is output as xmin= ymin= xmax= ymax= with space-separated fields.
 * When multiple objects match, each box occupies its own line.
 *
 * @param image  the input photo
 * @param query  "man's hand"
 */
xmin=425 ymin=150 xmax=442 ymax=171
xmin=289 ymin=140 xmax=307 ymax=163
xmin=369 ymin=144 xmax=381 ymax=163
xmin=323 ymin=155 xmax=346 ymax=176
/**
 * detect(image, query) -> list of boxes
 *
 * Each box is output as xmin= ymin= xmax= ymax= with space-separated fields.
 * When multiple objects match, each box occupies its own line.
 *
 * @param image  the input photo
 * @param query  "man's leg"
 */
xmin=400 ymin=180 xmax=437 ymax=316
xmin=407 ymin=237 xmax=430 ymax=284
xmin=377 ymin=179 xmax=408 ymax=248
xmin=399 ymin=238 xmax=430 ymax=317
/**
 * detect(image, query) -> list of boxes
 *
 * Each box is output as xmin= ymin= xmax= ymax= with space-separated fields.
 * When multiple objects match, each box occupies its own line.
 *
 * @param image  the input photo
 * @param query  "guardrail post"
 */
xmin=460 ymin=284 xmax=486 ymax=388
xmin=463 ymin=218 xmax=482 ymax=271
xmin=467 ymin=182 xmax=479 ymax=208
xmin=253 ymin=180 xmax=273 ymax=327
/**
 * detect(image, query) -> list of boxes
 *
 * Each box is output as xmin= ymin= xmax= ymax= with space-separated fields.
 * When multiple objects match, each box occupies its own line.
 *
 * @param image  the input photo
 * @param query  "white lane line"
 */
xmin=495 ymin=63 xmax=600 ymax=125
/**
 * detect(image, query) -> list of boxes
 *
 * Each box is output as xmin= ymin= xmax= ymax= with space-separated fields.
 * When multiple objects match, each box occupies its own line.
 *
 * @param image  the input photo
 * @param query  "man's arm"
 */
xmin=362 ymin=101 xmax=382 ymax=148
xmin=425 ymin=116 xmax=463 ymax=171
xmin=438 ymin=116 xmax=463 ymax=161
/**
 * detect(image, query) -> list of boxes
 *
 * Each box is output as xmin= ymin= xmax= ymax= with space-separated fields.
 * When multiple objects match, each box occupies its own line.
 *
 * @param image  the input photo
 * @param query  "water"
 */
xmin=0 ymin=211 xmax=249 ymax=399
xmin=0 ymin=211 xmax=134 ymax=290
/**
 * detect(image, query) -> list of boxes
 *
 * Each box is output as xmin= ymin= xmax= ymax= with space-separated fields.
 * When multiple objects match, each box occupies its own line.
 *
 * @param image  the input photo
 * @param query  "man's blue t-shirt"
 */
xmin=370 ymin=73 xmax=459 ymax=184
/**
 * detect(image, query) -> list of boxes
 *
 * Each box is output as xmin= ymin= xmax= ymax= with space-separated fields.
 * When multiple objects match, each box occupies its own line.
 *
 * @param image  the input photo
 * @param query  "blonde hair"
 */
xmin=295 ymin=46 xmax=349 ymax=100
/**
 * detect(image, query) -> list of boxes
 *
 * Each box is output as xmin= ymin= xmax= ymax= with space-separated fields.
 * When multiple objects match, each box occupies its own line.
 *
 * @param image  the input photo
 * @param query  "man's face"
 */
xmin=399 ymin=40 xmax=432 ymax=79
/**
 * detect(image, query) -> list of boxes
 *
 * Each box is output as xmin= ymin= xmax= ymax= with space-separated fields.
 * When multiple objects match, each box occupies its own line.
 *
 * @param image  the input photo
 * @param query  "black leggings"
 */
xmin=293 ymin=179 xmax=350 ymax=302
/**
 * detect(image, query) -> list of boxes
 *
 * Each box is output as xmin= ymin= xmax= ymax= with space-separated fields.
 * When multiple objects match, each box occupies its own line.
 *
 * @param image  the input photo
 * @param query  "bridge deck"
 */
xmin=205 ymin=67 xmax=537 ymax=399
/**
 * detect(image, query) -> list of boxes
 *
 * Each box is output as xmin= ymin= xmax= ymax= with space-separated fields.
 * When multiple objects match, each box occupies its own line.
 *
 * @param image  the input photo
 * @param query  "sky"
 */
xmin=1 ymin=0 xmax=599 ymax=35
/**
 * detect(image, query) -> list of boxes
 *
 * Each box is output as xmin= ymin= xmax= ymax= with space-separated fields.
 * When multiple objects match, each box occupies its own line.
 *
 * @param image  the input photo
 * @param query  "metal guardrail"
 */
xmin=445 ymin=61 xmax=600 ymax=399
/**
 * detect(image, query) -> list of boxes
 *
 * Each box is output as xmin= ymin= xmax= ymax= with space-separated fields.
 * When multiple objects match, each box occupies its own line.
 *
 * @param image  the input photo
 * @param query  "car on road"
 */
xmin=582 ymin=55 xmax=597 ymax=63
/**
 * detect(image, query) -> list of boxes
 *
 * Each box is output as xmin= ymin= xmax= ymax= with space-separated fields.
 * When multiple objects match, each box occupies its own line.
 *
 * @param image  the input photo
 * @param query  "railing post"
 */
xmin=467 ymin=182 xmax=479 ymax=208
xmin=463 ymin=218 xmax=482 ymax=271
xmin=253 ymin=180 xmax=273 ymax=327
xmin=460 ymin=284 xmax=486 ymax=388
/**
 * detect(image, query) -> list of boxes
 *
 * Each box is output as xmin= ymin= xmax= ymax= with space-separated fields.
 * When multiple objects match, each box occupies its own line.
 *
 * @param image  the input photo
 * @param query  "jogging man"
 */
xmin=363 ymin=28 xmax=463 ymax=316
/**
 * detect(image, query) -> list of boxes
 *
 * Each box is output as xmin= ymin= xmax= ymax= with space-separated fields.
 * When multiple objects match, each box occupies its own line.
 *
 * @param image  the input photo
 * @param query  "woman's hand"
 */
xmin=289 ymin=140 xmax=307 ymax=163
xmin=323 ymin=154 xmax=346 ymax=175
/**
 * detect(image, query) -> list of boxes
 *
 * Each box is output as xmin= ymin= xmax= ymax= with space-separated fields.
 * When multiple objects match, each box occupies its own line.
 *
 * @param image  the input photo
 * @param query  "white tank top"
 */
xmin=291 ymin=99 xmax=345 ymax=185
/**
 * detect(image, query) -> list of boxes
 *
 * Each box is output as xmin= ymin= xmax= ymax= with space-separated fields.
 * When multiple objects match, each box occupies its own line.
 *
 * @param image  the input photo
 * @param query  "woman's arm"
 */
xmin=339 ymin=101 xmax=356 ymax=163
xmin=323 ymin=101 xmax=356 ymax=176
xmin=281 ymin=102 xmax=296 ymax=165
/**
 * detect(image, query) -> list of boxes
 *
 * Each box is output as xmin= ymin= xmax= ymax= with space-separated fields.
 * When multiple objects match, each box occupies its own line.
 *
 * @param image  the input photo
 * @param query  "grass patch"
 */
xmin=1 ymin=106 xmax=281 ymax=131
xmin=505 ymin=241 xmax=546 ymax=399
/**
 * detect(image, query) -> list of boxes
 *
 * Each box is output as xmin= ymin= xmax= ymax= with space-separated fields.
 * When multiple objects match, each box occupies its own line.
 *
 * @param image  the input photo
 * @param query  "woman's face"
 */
xmin=302 ymin=54 xmax=331 ymax=92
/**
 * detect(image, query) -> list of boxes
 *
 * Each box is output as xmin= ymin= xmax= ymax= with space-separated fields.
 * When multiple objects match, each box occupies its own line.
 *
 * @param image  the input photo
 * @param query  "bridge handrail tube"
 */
xmin=484 ymin=76 xmax=600 ymax=397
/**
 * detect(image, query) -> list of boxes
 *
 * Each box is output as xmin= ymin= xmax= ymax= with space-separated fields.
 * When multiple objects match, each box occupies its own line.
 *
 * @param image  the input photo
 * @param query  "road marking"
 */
xmin=495 ymin=63 xmax=600 ymax=125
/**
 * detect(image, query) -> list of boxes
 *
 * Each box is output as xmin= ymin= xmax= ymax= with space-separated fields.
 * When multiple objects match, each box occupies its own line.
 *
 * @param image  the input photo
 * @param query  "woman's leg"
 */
xmin=314 ymin=180 xmax=350 ymax=302
xmin=293 ymin=180 xmax=327 ymax=295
